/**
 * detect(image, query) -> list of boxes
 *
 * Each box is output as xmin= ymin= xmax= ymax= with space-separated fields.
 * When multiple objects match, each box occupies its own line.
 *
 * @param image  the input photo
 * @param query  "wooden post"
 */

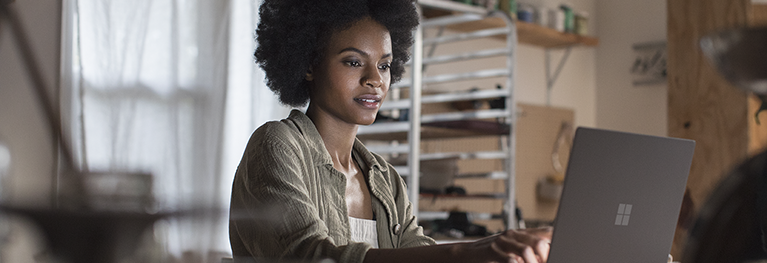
xmin=748 ymin=4 xmax=767 ymax=155
xmin=667 ymin=0 xmax=751 ymax=258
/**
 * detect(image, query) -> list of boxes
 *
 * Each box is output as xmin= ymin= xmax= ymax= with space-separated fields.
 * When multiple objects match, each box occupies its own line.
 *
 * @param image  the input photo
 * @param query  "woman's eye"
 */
xmin=345 ymin=60 xmax=362 ymax=67
xmin=379 ymin=63 xmax=391 ymax=71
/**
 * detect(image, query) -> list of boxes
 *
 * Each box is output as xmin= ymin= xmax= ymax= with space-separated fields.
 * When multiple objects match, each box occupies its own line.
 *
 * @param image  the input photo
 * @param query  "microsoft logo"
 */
xmin=615 ymin=203 xmax=633 ymax=226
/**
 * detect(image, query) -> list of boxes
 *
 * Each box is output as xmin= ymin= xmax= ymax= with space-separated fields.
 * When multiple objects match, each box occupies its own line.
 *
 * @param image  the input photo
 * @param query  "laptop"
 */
xmin=547 ymin=127 xmax=695 ymax=263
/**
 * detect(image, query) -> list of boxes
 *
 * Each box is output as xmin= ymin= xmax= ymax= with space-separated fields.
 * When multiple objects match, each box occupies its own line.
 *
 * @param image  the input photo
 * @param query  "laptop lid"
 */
xmin=547 ymin=127 xmax=695 ymax=263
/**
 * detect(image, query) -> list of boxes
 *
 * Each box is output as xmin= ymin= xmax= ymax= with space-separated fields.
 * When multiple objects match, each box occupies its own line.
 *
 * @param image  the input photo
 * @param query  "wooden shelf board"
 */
xmin=424 ymin=7 xmax=599 ymax=48
xmin=516 ymin=20 xmax=599 ymax=48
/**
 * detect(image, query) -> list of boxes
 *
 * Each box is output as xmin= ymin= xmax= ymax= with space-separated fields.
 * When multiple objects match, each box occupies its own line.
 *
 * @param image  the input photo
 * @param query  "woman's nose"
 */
xmin=363 ymin=65 xmax=384 ymax=88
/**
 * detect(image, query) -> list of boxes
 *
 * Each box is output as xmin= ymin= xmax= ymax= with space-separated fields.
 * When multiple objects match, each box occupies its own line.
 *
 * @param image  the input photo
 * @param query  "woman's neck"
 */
xmin=305 ymin=106 xmax=359 ymax=170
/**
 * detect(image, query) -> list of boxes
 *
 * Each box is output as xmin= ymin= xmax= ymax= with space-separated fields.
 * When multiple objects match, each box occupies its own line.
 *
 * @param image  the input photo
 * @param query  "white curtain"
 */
xmin=66 ymin=0 xmax=291 ymax=260
xmin=218 ymin=0 xmax=291 ymax=256
xmin=65 ymin=0 xmax=271 ymax=261
xmin=221 ymin=0 xmax=292 ymax=199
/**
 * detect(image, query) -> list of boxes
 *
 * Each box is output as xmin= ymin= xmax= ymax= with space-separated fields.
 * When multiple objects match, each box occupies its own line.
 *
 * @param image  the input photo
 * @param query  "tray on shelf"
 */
xmin=357 ymin=119 xmax=509 ymax=141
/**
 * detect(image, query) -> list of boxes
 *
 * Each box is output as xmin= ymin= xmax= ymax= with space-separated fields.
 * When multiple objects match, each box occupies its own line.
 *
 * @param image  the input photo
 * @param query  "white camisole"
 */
xmin=348 ymin=217 xmax=379 ymax=248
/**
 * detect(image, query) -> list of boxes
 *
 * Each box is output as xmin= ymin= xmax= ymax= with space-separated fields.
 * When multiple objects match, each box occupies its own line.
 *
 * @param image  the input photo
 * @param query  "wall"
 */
xmin=479 ymin=0 xmax=669 ymax=153
xmin=429 ymin=0 xmax=669 ymax=138
xmin=594 ymin=0 xmax=668 ymax=136
xmin=0 ymin=1 xmax=63 ymax=262
xmin=0 ymin=1 xmax=61 ymax=207
xmin=516 ymin=0 xmax=597 ymax=129
xmin=416 ymin=0 xmax=597 ymax=223
xmin=421 ymin=0 xmax=598 ymax=128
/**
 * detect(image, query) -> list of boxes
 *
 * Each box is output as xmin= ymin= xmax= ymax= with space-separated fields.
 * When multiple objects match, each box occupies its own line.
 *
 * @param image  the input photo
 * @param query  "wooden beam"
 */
xmin=751 ymin=4 xmax=767 ymax=26
xmin=748 ymin=5 xmax=767 ymax=155
xmin=667 ymin=0 xmax=750 ymax=258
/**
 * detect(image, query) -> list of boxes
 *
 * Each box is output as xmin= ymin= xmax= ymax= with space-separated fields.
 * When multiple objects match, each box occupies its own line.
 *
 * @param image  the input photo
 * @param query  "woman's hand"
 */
xmin=363 ymin=227 xmax=553 ymax=263
xmin=459 ymin=227 xmax=553 ymax=263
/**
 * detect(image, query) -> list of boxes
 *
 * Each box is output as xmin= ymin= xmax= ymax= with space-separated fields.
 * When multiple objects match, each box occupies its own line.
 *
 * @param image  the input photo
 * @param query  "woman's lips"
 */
xmin=354 ymin=96 xmax=382 ymax=109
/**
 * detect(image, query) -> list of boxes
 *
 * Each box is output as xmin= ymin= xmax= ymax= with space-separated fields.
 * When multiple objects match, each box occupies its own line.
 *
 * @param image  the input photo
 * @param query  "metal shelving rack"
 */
xmin=358 ymin=0 xmax=520 ymax=230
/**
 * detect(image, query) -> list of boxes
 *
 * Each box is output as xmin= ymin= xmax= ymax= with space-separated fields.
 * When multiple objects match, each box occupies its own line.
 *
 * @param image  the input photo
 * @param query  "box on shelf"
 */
xmin=421 ymin=135 xmax=501 ymax=153
xmin=419 ymin=195 xmax=504 ymax=214
xmin=473 ymin=219 xmax=505 ymax=233
xmin=453 ymin=178 xmax=506 ymax=195
xmin=457 ymin=159 xmax=504 ymax=175
xmin=420 ymin=158 xmax=459 ymax=192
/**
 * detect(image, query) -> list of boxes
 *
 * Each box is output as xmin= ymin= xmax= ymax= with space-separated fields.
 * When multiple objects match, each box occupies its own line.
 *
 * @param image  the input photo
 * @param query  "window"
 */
xmin=62 ymin=0 xmax=289 ymax=259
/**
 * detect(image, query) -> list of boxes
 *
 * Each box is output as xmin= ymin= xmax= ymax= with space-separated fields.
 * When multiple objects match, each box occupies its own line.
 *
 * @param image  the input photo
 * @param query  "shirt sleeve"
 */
xmin=229 ymin=126 xmax=371 ymax=263
xmin=388 ymin=163 xmax=437 ymax=248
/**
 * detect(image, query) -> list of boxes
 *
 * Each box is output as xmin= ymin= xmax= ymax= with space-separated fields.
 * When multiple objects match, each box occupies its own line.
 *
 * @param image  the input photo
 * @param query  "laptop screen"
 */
xmin=547 ymin=127 xmax=695 ymax=263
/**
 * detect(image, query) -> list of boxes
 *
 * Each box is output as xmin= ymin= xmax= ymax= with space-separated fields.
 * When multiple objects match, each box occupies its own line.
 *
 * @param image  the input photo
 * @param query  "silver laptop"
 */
xmin=547 ymin=127 xmax=695 ymax=263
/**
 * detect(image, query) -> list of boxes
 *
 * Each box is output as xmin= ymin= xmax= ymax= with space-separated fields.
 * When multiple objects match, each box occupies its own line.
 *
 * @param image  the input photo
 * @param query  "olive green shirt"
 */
xmin=229 ymin=110 xmax=435 ymax=262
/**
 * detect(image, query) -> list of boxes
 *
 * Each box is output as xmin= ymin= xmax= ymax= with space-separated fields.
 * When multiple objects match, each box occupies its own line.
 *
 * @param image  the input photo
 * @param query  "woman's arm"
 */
xmin=381 ymin=160 xmax=552 ymax=262
xmin=365 ymin=228 xmax=552 ymax=263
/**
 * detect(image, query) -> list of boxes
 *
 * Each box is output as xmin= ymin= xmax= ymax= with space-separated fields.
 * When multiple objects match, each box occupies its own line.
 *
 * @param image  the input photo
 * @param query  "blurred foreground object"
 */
xmin=0 ymin=2 xmax=171 ymax=262
xmin=700 ymin=27 xmax=767 ymax=94
xmin=683 ymin=26 xmax=767 ymax=263
xmin=681 ymin=150 xmax=767 ymax=262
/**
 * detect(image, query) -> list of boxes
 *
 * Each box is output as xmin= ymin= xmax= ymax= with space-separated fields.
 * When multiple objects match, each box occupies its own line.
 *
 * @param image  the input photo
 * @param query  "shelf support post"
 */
xmin=408 ymin=4 xmax=424 ymax=213
xmin=495 ymin=10 xmax=519 ymax=230
xmin=545 ymin=47 xmax=573 ymax=106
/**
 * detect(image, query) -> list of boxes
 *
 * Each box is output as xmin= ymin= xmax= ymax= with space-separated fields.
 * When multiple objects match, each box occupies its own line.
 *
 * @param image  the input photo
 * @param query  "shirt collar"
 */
xmin=353 ymin=138 xmax=387 ymax=173
xmin=287 ymin=109 xmax=333 ymax=166
xmin=287 ymin=109 xmax=387 ymax=173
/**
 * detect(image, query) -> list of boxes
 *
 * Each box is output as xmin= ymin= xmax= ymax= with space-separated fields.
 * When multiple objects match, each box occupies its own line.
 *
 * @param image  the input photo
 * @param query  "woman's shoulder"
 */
xmin=249 ymin=111 xmax=315 ymax=146
xmin=245 ymin=111 xmax=327 ymax=160
xmin=251 ymin=119 xmax=302 ymax=146
xmin=243 ymin=123 xmax=308 ymax=162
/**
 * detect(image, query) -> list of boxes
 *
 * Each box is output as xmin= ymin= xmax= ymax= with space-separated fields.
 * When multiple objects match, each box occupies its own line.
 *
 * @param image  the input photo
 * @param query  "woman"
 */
xmin=229 ymin=0 xmax=552 ymax=262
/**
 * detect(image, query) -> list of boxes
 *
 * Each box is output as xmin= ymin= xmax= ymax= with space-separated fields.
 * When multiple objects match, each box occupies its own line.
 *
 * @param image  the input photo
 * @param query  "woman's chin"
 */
xmin=359 ymin=120 xmax=376 ymax=126
xmin=357 ymin=116 xmax=378 ymax=126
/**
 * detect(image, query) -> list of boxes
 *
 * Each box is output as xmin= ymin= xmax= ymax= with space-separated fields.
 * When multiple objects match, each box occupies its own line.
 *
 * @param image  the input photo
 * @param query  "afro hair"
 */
xmin=255 ymin=0 xmax=420 ymax=107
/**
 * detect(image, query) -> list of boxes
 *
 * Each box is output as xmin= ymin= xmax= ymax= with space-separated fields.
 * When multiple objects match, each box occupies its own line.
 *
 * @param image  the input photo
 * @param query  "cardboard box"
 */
xmin=456 ymin=159 xmax=504 ymax=175
xmin=453 ymin=178 xmax=506 ymax=195
xmin=421 ymin=136 xmax=505 ymax=175
xmin=421 ymin=135 xmax=501 ymax=153
xmin=419 ymin=196 xmax=504 ymax=214
xmin=420 ymin=158 xmax=458 ymax=192
xmin=473 ymin=219 xmax=506 ymax=233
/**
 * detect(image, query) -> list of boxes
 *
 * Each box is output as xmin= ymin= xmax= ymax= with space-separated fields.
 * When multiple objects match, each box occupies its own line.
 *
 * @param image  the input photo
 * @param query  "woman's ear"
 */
xmin=305 ymin=67 xmax=314 ymax=81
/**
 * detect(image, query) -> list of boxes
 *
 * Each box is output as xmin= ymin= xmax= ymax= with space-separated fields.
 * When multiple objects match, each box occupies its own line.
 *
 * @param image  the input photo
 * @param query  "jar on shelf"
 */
xmin=517 ymin=3 xmax=535 ymax=23
xmin=559 ymin=4 xmax=574 ymax=33
xmin=575 ymin=12 xmax=589 ymax=35
xmin=547 ymin=7 xmax=565 ymax=32
xmin=536 ymin=5 xmax=549 ymax=27
xmin=499 ymin=0 xmax=517 ymax=20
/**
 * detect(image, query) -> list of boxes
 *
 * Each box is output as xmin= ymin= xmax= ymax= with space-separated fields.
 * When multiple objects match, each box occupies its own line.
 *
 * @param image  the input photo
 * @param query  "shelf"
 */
xmin=381 ymin=88 xmax=509 ymax=110
xmin=517 ymin=21 xmax=599 ymax=48
xmin=365 ymin=144 xmax=509 ymax=160
xmin=421 ymin=150 xmax=507 ymax=161
xmin=447 ymin=17 xmax=598 ymax=48
xmin=420 ymin=0 xmax=487 ymax=15
xmin=358 ymin=124 xmax=503 ymax=141
xmin=421 ymin=2 xmax=599 ymax=49
xmin=419 ymin=194 xmax=504 ymax=214
xmin=358 ymin=119 xmax=509 ymax=141
xmin=386 ymin=0 xmax=522 ymax=231
xmin=392 ymin=68 xmax=510 ymax=88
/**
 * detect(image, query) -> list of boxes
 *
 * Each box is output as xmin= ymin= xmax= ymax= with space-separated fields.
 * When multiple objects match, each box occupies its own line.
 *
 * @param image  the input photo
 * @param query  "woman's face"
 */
xmin=307 ymin=17 xmax=392 ymax=126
